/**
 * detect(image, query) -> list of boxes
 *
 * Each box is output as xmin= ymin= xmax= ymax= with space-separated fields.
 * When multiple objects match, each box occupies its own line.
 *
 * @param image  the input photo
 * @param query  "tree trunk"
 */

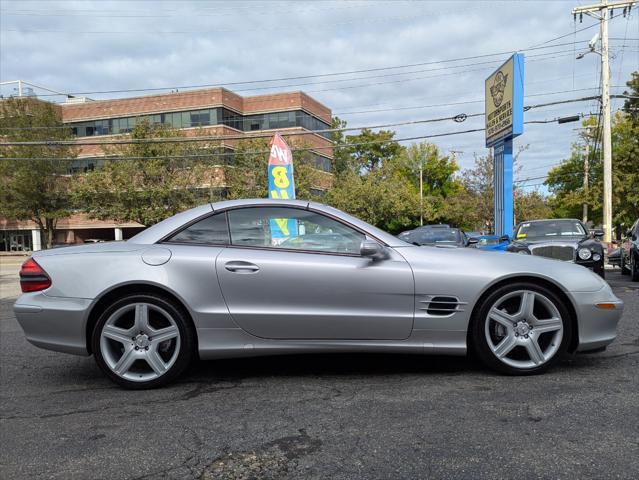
xmin=44 ymin=217 xmax=56 ymax=249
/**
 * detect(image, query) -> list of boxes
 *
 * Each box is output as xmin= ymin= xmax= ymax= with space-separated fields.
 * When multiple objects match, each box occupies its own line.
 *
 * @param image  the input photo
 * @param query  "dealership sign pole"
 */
xmin=485 ymin=53 xmax=524 ymax=238
xmin=267 ymin=133 xmax=297 ymax=238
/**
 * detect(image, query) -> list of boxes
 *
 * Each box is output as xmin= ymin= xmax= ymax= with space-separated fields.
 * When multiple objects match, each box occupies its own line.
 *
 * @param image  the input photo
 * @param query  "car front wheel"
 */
xmin=92 ymin=293 xmax=196 ymax=389
xmin=472 ymin=283 xmax=571 ymax=375
xmin=632 ymin=253 xmax=639 ymax=282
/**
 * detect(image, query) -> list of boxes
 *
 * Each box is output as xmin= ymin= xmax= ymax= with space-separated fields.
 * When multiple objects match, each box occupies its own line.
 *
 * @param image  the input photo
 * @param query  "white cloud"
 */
xmin=1 ymin=0 xmax=637 ymax=182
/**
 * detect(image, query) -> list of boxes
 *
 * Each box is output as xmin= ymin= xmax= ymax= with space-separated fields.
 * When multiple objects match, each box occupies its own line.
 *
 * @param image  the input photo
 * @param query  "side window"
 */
xmin=167 ymin=212 xmax=229 ymax=245
xmin=227 ymin=207 xmax=366 ymax=254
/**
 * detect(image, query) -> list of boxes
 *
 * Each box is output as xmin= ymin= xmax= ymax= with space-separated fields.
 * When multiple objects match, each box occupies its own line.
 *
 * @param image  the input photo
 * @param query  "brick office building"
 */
xmin=0 ymin=87 xmax=334 ymax=251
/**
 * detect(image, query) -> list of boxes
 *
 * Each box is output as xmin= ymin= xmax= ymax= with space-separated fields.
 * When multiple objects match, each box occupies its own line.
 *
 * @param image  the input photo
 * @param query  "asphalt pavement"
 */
xmin=1 ymin=260 xmax=637 ymax=480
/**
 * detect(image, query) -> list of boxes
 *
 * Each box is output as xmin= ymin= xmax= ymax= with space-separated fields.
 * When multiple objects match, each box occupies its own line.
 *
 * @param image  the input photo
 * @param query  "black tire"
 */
xmin=471 ymin=282 xmax=572 ymax=375
xmin=598 ymin=265 xmax=606 ymax=279
xmin=632 ymin=253 xmax=639 ymax=282
xmin=92 ymin=293 xmax=196 ymax=389
xmin=620 ymin=254 xmax=629 ymax=275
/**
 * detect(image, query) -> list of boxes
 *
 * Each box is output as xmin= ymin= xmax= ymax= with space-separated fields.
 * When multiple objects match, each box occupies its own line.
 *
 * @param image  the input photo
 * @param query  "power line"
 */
xmin=0 ymin=110 xmax=608 ymax=161
xmin=0 ymin=95 xmax=610 ymax=147
xmin=11 ymin=40 xmax=632 ymax=99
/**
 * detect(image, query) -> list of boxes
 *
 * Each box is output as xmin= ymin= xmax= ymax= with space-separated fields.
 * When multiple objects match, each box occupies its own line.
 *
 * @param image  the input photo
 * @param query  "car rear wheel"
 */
xmin=471 ymin=283 xmax=571 ymax=375
xmin=92 ymin=293 xmax=195 ymax=389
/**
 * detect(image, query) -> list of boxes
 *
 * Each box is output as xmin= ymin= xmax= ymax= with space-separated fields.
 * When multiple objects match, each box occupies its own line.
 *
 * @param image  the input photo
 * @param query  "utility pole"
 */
xmin=419 ymin=161 xmax=424 ymax=226
xmin=572 ymin=0 xmax=636 ymax=244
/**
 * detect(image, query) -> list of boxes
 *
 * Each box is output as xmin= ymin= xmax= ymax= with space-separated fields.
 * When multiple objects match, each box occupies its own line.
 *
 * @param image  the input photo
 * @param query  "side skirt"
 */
xmin=196 ymin=328 xmax=467 ymax=360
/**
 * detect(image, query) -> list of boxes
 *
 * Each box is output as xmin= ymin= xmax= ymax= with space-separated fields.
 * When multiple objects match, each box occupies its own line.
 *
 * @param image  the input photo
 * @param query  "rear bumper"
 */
xmin=13 ymin=292 xmax=91 ymax=356
xmin=570 ymin=286 xmax=624 ymax=352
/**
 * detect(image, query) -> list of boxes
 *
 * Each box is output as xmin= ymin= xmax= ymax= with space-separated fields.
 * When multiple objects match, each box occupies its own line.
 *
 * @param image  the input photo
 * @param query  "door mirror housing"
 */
xmin=467 ymin=237 xmax=479 ymax=246
xmin=592 ymin=229 xmax=604 ymax=239
xmin=360 ymin=240 xmax=387 ymax=259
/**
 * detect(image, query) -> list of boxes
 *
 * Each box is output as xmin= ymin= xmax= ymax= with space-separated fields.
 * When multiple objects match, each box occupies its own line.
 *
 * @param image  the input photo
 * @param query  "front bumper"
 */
xmin=13 ymin=292 xmax=91 ymax=356
xmin=570 ymin=285 xmax=624 ymax=352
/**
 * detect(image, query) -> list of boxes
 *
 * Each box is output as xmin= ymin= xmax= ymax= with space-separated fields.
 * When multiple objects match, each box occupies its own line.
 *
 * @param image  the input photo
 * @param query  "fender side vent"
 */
xmin=420 ymin=296 xmax=466 ymax=316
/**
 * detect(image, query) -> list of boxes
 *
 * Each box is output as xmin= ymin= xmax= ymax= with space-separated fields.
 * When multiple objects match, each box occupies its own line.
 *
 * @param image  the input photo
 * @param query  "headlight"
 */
xmin=578 ymin=247 xmax=592 ymax=260
xmin=593 ymin=253 xmax=601 ymax=261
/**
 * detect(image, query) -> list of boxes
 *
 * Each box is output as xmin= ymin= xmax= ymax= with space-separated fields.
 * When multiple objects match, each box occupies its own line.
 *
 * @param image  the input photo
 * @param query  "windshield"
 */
xmin=516 ymin=220 xmax=586 ymax=239
xmin=411 ymin=228 xmax=461 ymax=245
xmin=478 ymin=237 xmax=499 ymax=246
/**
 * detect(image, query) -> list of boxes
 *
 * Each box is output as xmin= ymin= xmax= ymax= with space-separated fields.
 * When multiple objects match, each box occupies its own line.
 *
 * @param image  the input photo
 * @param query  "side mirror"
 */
xmin=467 ymin=237 xmax=479 ymax=246
xmin=499 ymin=235 xmax=510 ymax=243
xmin=626 ymin=229 xmax=633 ymax=237
xmin=593 ymin=229 xmax=604 ymax=239
xmin=360 ymin=240 xmax=386 ymax=259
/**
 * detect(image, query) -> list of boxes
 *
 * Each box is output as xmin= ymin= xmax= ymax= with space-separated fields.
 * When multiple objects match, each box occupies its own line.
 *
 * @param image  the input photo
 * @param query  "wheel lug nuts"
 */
xmin=134 ymin=346 xmax=139 ymax=350
xmin=525 ymin=334 xmax=529 ymax=339
xmin=145 ymin=346 xmax=149 ymax=351
xmin=515 ymin=333 xmax=519 ymax=337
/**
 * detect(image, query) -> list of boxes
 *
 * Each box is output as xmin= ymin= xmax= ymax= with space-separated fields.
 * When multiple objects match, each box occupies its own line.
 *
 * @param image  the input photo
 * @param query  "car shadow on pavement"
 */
xmin=184 ymin=353 xmax=484 ymax=383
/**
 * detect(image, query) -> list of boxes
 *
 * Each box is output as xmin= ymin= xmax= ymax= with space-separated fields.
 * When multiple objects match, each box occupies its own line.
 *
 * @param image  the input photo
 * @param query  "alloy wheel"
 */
xmin=99 ymin=302 xmax=181 ymax=382
xmin=484 ymin=290 xmax=563 ymax=369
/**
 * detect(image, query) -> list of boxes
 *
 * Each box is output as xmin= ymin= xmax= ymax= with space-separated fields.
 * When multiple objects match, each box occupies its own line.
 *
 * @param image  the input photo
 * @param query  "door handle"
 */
xmin=225 ymin=261 xmax=260 ymax=273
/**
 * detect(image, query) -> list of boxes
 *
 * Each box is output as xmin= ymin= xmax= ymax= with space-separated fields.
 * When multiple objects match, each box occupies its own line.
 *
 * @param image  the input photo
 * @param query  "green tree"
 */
xmin=327 ymin=164 xmax=417 ymax=233
xmin=330 ymin=116 xmax=351 ymax=174
xmin=515 ymin=189 xmax=552 ymax=223
xmin=400 ymin=142 xmax=462 ymax=226
xmin=73 ymin=121 xmax=209 ymax=226
xmin=623 ymin=71 xmax=639 ymax=121
xmin=546 ymin=103 xmax=639 ymax=232
xmin=344 ymin=128 xmax=403 ymax=173
xmin=0 ymin=98 xmax=77 ymax=248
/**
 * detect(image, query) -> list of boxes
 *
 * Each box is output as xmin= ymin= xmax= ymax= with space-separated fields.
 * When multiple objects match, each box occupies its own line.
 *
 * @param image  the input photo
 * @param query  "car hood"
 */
xmin=394 ymin=245 xmax=606 ymax=293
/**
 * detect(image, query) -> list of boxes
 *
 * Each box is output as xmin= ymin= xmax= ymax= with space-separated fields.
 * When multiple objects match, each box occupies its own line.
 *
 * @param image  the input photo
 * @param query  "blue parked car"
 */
xmin=474 ymin=234 xmax=510 ymax=251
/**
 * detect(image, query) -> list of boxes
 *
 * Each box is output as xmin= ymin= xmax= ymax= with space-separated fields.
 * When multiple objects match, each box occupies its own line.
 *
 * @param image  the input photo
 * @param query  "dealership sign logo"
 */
xmin=490 ymin=71 xmax=508 ymax=108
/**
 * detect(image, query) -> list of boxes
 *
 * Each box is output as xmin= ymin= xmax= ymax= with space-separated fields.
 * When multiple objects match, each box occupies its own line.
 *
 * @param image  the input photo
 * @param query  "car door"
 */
xmin=215 ymin=206 xmax=414 ymax=340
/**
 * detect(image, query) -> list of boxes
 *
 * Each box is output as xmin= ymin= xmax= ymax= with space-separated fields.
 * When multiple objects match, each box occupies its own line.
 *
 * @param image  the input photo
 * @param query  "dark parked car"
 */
xmin=507 ymin=219 xmax=605 ymax=278
xmin=620 ymin=219 xmax=639 ymax=281
xmin=399 ymin=225 xmax=471 ymax=248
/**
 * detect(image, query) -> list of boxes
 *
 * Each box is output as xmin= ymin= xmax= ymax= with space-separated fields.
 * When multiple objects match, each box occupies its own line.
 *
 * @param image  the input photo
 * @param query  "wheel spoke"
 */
xmin=113 ymin=347 xmax=137 ymax=375
xmin=519 ymin=291 xmax=536 ymax=320
xmin=493 ymin=334 xmax=517 ymax=358
xmin=150 ymin=325 xmax=179 ymax=345
xmin=533 ymin=317 xmax=562 ymax=334
xmin=526 ymin=338 xmax=546 ymax=365
xmin=489 ymin=308 xmax=516 ymax=328
xmin=134 ymin=304 xmax=150 ymax=333
xmin=102 ymin=324 xmax=133 ymax=345
xmin=145 ymin=349 xmax=168 ymax=375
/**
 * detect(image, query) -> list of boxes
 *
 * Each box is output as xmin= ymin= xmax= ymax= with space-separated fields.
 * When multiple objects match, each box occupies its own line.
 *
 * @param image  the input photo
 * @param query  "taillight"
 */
xmin=19 ymin=258 xmax=52 ymax=293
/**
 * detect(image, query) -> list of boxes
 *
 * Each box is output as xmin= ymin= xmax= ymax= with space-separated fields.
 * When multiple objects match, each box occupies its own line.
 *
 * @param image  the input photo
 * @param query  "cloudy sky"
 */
xmin=1 ymin=0 xmax=638 ymax=188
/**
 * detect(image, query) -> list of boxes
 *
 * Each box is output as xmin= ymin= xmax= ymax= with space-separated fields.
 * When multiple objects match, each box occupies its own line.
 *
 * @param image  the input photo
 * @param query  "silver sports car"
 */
xmin=15 ymin=199 xmax=623 ymax=389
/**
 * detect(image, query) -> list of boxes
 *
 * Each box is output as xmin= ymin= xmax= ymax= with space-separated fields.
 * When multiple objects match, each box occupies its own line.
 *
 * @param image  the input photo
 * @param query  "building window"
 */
xmin=67 ymin=108 xmax=330 ymax=137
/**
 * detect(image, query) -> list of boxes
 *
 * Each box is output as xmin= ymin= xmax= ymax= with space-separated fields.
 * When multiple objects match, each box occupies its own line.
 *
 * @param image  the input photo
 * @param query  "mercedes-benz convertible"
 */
xmin=14 ymin=200 xmax=623 ymax=388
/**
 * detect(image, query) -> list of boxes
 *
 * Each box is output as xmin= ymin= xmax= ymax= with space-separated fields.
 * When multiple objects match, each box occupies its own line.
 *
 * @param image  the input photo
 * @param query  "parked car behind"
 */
xmin=399 ymin=225 xmax=471 ymax=248
xmin=620 ymin=219 xmax=639 ymax=281
xmin=506 ymin=219 xmax=605 ymax=278
xmin=474 ymin=234 xmax=510 ymax=251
